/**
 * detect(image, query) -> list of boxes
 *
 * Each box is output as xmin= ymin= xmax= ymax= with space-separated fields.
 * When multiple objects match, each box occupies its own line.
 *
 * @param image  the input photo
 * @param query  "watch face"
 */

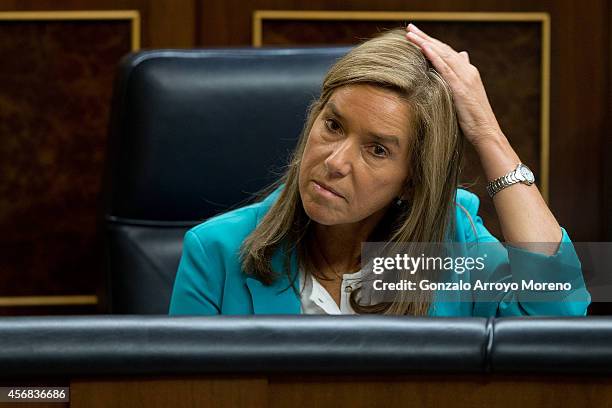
xmin=519 ymin=164 xmax=535 ymax=183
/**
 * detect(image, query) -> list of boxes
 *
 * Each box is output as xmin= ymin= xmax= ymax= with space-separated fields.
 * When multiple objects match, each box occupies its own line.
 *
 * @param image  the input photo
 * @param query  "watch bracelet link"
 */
xmin=486 ymin=169 xmax=520 ymax=198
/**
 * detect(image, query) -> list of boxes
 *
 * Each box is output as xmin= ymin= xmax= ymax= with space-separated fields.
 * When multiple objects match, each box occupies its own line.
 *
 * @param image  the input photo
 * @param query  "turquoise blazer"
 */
xmin=169 ymin=186 xmax=590 ymax=316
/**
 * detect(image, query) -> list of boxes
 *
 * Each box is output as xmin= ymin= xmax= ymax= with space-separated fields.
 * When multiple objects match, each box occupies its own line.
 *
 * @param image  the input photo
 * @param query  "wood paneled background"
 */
xmin=0 ymin=0 xmax=609 ymax=315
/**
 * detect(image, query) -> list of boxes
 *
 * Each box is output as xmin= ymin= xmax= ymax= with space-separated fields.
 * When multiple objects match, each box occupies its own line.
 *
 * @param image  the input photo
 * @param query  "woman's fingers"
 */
xmin=406 ymin=24 xmax=445 ymax=47
xmin=459 ymin=51 xmax=470 ymax=62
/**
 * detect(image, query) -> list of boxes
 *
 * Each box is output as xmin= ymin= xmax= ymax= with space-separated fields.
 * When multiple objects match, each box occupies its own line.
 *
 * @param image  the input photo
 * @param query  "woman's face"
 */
xmin=298 ymin=84 xmax=413 ymax=227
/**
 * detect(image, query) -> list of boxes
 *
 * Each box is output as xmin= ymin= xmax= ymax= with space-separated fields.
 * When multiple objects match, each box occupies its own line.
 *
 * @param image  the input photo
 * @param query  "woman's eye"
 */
xmin=370 ymin=144 xmax=389 ymax=158
xmin=324 ymin=119 xmax=340 ymax=133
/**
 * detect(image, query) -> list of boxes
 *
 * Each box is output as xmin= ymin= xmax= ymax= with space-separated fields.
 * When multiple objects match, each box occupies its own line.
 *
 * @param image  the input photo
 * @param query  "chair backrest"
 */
xmin=103 ymin=47 xmax=350 ymax=313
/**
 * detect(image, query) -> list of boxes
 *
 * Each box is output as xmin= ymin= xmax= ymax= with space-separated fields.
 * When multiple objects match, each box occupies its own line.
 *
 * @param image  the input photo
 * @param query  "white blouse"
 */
xmin=299 ymin=268 xmax=363 ymax=314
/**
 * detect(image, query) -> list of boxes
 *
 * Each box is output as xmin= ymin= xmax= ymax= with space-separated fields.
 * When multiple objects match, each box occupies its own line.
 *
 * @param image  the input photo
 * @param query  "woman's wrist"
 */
xmin=473 ymin=132 xmax=522 ymax=182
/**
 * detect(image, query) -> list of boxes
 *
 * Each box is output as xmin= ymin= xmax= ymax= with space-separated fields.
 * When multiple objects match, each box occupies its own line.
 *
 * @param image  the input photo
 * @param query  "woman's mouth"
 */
xmin=312 ymin=181 xmax=345 ymax=200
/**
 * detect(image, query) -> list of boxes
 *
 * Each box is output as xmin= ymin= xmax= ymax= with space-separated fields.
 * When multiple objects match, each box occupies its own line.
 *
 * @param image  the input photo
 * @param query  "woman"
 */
xmin=169 ymin=26 xmax=590 ymax=316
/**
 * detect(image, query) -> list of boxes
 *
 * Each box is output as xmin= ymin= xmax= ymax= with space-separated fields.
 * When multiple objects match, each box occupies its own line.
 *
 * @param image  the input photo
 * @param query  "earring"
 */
xmin=395 ymin=198 xmax=404 ymax=207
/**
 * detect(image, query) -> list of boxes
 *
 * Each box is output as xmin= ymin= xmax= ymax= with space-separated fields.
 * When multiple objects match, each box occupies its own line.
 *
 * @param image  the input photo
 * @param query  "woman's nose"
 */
xmin=324 ymin=140 xmax=354 ymax=177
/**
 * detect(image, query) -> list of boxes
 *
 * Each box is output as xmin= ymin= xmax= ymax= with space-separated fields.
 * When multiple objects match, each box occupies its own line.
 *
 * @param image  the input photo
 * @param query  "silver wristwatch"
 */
xmin=486 ymin=163 xmax=535 ymax=198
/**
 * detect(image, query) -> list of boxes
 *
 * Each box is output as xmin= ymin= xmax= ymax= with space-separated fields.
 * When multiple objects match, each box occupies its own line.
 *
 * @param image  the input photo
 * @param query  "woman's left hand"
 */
xmin=405 ymin=23 xmax=503 ymax=148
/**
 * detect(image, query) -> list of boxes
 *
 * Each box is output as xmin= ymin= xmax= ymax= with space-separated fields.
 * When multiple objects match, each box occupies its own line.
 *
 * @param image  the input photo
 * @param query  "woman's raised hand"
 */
xmin=405 ymin=23 xmax=504 ymax=148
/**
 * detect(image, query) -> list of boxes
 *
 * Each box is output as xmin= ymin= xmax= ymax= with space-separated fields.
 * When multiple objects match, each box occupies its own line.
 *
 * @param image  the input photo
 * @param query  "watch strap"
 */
xmin=486 ymin=164 xmax=522 ymax=198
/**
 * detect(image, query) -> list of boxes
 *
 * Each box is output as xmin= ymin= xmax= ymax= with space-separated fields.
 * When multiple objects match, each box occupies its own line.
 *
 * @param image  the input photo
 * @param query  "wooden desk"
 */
xmin=66 ymin=374 xmax=612 ymax=408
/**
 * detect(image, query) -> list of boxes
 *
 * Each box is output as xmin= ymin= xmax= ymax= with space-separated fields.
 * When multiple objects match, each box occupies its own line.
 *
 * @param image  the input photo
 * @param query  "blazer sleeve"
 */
xmin=458 ymin=194 xmax=591 ymax=317
xmin=168 ymin=230 xmax=223 ymax=315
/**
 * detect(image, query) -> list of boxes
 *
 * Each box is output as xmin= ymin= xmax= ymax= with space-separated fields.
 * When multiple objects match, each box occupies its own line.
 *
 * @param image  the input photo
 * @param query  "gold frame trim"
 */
xmin=0 ymin=295 xmax=98 ymax=307
xmin=0 ymin=10 xmax=141 ymax=51
xmin=253 ymin=10 xmax=551 ymax=202
xmin=0 ymin=10 xmax=140 ymax=307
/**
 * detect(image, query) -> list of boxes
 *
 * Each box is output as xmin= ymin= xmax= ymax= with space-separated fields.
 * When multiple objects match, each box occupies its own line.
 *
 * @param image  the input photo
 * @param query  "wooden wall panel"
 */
xmin=0 ymin=12 xmax=135 ymax=312
xmin=0 ymin=0 xmax=196 ymax=48
xmin=0 ymin=1 xmax=196 ymax=315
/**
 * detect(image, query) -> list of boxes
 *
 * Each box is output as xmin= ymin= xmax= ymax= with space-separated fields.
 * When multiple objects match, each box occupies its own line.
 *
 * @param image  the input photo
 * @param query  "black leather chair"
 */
xmin=103 ymin=47 xmax=351 ymax=314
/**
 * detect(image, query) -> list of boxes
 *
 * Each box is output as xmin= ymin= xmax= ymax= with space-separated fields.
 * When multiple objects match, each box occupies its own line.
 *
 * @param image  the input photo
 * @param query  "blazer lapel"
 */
xmin=246 ymin=276 xmax=300 ymax=314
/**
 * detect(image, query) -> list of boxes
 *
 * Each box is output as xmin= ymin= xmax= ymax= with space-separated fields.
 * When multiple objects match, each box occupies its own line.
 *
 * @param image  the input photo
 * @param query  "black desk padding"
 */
xmin=1 ymin=316 xmax=610 ymax=377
